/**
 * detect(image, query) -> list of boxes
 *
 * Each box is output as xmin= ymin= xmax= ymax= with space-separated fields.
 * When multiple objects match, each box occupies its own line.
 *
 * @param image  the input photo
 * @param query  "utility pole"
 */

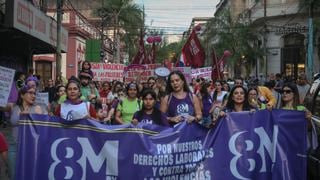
xmin=307 ymin=0 xmax=314 ymax=81
xmin=100 ymin=0 xmax=105 ymax=62
xmin=263 ymin=0 xmax=267 ymax=77
xmin=56 ymin=0 xmax=63 ymax=77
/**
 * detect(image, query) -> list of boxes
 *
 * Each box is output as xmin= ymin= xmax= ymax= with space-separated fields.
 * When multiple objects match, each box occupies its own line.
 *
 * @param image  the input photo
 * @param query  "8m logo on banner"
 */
xmin=49 ymin=138 xmax=119 ymax=179
xmin=229 ymin=126 xmax=279 ymax=180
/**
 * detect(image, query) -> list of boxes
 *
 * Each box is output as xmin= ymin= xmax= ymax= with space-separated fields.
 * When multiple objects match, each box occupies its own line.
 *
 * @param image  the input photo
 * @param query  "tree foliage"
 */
xmin=95 ymin=0 xmax=143 ymax=62
xmin=203 ymin=10 xmax=264 ymax=77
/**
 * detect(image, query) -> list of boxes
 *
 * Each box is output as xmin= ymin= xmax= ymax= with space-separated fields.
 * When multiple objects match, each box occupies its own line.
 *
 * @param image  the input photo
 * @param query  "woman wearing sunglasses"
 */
xmin=279 ymin=82 xmax=312 ymax=120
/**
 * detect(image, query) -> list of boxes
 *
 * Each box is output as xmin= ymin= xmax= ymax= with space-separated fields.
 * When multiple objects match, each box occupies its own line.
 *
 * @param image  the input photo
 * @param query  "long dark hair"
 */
xmin=280 ymin=82 xmax=300 ymax=109
xmin=136 ymin=89 xmax=163 ymax=125
xmin=53 ymin=85 xmax=66 ymax=102
xmin=166 ymin=71 xmax=190 ymax=93
xmin=212 ymin=80 xmax=222 ymax=101
xmin=200 ymin=82 xmax=211 ymax=98
xmin=81 ymin=61 xmax=91 ymax=71
xmin=225 ymin=86 xmax=251 ymax=111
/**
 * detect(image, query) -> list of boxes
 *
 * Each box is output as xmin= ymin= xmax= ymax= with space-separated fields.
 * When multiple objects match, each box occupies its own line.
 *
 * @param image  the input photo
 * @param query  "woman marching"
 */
xmin=160 ymin=71 xmax=202 ymax=125
xmin=54 ymin=76 xmax=96 ymax=120
xmin=132 ymin=89 xmax=169 ymax=126
xmin=219 ymin=86 xmax=256 ymax=117
xmin=115 ymin=82 xmax=142 ymax=124
xmin=10 ymin=85 xmax=48 ymax=178
xmin=279 ymin=82 xmax=312 ymax=119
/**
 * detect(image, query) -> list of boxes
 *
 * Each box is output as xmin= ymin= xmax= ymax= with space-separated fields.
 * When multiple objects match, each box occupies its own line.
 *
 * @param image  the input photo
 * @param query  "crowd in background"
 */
xmin=0 ymin=60 xmax=315 ymax=179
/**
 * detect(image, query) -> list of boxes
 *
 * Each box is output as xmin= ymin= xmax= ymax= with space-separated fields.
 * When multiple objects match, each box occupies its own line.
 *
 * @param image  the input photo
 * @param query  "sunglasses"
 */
xmin=280 ymin=90 xmax=293 ymax=94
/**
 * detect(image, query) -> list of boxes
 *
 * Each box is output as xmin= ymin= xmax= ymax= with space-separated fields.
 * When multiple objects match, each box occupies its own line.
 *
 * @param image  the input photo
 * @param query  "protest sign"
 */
xmin=17 ymin=110 xmax=307 ymax=180
xmin=172 ymin=67 xmax=192 ymax=83
xmin=0 ymin=66 xmax=15 ymax=107
xmin=191 ymin=67 xmax=212 ymax=79
xmin=91 ymin=63 xmax=125 ymax=82
xmin=125 ymin=64 xmax=161 ymax=82
xmin=35 ymin=92 xmax=49 ymax=106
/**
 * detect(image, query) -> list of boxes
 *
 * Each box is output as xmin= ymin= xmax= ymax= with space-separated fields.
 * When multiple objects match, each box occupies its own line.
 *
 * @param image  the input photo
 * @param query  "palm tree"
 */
xmin=95 ymin=0 xmax=143 ymax=63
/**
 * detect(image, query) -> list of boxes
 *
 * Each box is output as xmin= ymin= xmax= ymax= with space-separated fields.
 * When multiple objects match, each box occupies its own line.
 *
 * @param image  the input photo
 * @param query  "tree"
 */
xmin=95 ymin=0 xmax=143 ymax=63
xmin=204 ymin=10 xmax=264 ymax=78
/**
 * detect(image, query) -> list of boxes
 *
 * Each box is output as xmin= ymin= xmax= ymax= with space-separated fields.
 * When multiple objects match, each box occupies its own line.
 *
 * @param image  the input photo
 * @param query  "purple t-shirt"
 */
xmin=133 ymin=111 xmax=169 ymax=126
xmin=167 ymin=93 xmax=194 ymax=118
xmin=202 ymin=95 xmax=213 ymax=117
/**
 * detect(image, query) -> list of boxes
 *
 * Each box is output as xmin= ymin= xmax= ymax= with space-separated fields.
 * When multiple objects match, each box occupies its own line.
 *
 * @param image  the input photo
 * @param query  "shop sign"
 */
xmin=13 ymin=0 xmax=68 ymax=51
xmin=275 ymin=23 xmax=307 ymax=35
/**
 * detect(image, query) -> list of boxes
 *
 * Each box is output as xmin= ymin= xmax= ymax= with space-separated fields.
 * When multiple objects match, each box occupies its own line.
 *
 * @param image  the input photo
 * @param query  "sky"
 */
xmin=134 ymin=0 xmax=220 ymax=35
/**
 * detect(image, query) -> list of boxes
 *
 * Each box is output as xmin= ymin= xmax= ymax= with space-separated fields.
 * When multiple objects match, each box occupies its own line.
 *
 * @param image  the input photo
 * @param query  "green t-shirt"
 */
xmin=117 ymin=98 xmax=142 ymax=124
xmin=80 ymin=86 xmax=100 ymax=101
xmin=282 ymin=105 xmax=306 ymax=111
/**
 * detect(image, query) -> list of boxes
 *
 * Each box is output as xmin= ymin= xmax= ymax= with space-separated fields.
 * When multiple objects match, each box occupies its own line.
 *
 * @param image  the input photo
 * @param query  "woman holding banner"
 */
xmin=132 ymin=89 xmax=169 ymax=126
xmin=279 ymin=82 xmax=312 ymax=120
xmin=54 ymin=76 xmax=96 ymax=121
xmin=160 ymin=71 xmax=202 ymax=125
xmin=219 ymin=86 xmax=256 ymax=117
xmin=10 ymin=84 xmax=48 ymax=178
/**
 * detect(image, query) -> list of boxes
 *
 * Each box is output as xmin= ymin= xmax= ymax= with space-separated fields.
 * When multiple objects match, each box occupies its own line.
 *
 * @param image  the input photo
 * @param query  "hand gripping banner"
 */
xmin=16 ymin=110 xmax=307 ymax=180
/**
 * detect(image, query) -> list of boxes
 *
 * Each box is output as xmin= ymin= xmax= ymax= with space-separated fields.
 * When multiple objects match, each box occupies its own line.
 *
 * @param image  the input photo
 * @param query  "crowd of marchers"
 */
xmin=0 ymin=61 xmax=314 ymax=179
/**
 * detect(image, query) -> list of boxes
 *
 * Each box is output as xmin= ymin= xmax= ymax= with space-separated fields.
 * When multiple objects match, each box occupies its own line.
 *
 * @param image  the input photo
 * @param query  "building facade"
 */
xmin=214 ymin=0 xmax=320 ymax=79
xmin=0 ymin=0 xmax=68 ymax=78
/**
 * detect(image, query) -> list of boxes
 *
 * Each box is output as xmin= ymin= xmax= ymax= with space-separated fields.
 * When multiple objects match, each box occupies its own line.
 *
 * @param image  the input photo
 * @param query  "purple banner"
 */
xmin=16 ymin=110 xmax=307 ymax=180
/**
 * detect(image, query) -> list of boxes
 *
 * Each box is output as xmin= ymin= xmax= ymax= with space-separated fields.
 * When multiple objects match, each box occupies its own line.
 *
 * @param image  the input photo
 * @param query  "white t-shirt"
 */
xmin=60 ymin=102 xmax=90 ymax=121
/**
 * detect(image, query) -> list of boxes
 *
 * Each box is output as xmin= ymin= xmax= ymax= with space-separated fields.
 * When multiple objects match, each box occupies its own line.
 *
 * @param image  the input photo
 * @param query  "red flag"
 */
xmin=212 ymin=49 xmax=228 ymax=81
xmin=131 ymin=31 xmax=145 ymax=65
xmin=211 ymin=48 xmax=220 ymax=81
xmin=181 ymin=29 xmax=205 ymax=68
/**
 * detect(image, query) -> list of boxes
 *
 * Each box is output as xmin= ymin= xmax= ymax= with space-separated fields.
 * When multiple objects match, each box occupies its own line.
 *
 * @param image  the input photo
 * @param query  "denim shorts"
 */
xmin=200 ymin=116 xmax=212 ymax=127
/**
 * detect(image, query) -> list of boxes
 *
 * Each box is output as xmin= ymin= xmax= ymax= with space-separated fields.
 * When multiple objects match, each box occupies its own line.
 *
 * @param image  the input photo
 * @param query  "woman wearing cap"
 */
xmin=79 ymin=71 xmax=100 ymax=102
xmin=115 ymin=82 xmax=142 ymax=124
xmin=55 ymin=76 xmax=96 ymax=120
xmin=160 ymin=71 xmax=202 ymax=125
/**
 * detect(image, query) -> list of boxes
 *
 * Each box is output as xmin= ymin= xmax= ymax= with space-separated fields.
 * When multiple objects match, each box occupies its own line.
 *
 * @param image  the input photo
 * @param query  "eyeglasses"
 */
xmin=26 ymin=91 xmax=36 ymax=96
xmin=281 ymin=90 xmax=293 ymax=94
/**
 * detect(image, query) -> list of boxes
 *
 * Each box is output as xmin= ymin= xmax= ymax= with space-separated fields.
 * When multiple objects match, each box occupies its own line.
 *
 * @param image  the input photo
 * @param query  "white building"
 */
xmin=215 ymin=0 xmax=320 ymax=79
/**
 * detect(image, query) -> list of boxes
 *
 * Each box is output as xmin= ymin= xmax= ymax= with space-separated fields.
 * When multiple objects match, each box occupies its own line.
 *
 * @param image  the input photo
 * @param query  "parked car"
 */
xmin=304 ymin=76 xmax=320 ymax=180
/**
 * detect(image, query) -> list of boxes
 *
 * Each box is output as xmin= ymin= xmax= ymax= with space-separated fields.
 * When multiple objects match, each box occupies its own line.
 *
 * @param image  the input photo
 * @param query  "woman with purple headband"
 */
xmin=54 ymin=76 xmax=96 ymax=121
xmin=9 ymin=84 xmax=48 ymax=178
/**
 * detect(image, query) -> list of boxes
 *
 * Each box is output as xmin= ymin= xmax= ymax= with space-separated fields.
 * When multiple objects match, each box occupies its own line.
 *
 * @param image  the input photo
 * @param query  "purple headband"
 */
xmin=20 ymin=84 xmax=34 ymax=93
xmin=25 ymin=76 xmax=39 ymax=84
